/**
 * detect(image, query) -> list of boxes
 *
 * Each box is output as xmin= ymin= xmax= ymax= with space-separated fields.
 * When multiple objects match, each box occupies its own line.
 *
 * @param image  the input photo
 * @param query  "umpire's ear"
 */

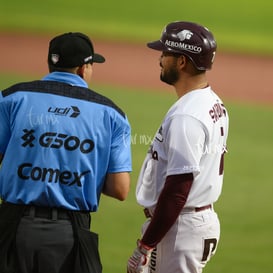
xmin=76 ymin=65 xmax=84 ymax=78
xmin=77 ymin=63 xmax=93 ymax=82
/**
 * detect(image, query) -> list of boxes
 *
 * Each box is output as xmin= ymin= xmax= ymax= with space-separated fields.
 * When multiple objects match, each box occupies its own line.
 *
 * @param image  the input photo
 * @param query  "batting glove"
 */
xmin=127 ymin=239 xmax=154 ymax=273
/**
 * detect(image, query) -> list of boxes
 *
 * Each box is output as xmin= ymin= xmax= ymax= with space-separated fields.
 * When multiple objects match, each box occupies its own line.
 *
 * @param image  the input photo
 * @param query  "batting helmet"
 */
xmin=147 ymin=21 xmax=217 ymax=70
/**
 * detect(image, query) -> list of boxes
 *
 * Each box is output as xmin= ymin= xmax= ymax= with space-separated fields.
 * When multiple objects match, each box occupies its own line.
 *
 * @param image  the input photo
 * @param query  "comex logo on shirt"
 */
xmin=17 ymin=163 xmax=90 ymax=187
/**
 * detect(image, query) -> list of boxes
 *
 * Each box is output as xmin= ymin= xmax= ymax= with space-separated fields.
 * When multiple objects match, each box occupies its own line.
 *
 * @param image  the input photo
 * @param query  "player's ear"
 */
xmin=178 ymin=55 xmax=187 ymax=66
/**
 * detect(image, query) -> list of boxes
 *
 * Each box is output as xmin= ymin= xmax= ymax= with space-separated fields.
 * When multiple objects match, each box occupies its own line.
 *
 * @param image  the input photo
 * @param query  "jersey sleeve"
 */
xmin=0 ymin=95 xmax=11 ymax=154
xmin=165 ymin=114 xmax=206 ymax=176
xmin=107 ymin=114 xmax=132 ymax=173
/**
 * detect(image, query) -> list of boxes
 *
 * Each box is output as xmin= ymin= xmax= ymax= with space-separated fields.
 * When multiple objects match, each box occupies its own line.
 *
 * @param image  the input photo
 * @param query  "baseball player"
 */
xmin=127 ymin=21 xmax=229 ymax=273
xmin=0 ymin=32 xmax=132 ymax=273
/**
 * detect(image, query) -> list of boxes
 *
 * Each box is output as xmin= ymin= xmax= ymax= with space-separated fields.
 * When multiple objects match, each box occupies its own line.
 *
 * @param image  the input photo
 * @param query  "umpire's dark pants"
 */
xmin=0 ymin=203 xmax=102 ymax=273
xmin=16 ymin=211 xmax=75 ymax=273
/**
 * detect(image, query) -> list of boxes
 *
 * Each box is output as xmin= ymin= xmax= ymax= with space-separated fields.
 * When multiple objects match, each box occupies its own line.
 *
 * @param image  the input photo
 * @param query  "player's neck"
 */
xmin=174 ymin=73 xmax=208 ymax=98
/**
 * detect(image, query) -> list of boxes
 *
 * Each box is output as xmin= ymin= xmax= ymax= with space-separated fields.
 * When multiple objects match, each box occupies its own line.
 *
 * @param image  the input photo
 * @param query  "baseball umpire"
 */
xmin=0 ymin=32 xmax=132 ymax=273
xmin=127 ymin=21 xmax=229 ymax=273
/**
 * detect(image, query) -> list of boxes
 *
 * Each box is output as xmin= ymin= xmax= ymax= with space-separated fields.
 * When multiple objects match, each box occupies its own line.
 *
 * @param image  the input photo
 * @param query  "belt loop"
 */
xmin=29 ymin=206 xmax=35 ymax=218
xmin=52 ymin=208 xmax=58 ymax=221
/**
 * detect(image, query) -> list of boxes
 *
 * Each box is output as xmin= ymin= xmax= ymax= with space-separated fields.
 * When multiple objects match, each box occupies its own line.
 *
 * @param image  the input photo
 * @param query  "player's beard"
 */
xmin=160 ymin=64 xmax=179 ymax=85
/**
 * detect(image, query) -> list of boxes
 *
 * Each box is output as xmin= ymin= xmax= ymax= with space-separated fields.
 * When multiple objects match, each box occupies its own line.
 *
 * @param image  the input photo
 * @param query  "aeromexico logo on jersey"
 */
xmin=48 ymin=105 xmax=80 ymax=118
xmin=21 ymin=129 xmax=94 ymax=154
xmin=17 ymin=163 xmax=90 ymax=187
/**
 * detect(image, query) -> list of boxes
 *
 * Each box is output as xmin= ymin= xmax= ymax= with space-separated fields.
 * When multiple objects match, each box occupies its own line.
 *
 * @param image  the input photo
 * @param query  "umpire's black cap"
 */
xmin=48 ymin=32 xmax=105 ymax=68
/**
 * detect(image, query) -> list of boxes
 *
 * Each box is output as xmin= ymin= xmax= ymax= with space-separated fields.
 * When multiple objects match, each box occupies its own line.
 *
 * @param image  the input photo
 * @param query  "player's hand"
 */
xmin=127 ymin=239 xmax=154 ymax=273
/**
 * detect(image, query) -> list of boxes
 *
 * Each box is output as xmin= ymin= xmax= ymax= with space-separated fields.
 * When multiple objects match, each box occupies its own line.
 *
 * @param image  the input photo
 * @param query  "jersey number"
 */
xmin=219 ymin=126 xmax=226 ymax=176
xmin=219 ymin=152 xmax=225 ymax=175
xmin=201 ymin=238 xmax=218 ymax=262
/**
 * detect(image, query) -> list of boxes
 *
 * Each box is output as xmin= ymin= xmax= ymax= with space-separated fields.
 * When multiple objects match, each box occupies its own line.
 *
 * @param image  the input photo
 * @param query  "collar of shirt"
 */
xmin=42 ymin=72 xmax=88 ymax=88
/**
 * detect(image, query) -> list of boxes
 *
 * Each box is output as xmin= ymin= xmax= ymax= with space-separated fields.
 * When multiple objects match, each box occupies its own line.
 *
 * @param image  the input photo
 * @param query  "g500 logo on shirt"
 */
xmin=21 ymin=129 xmax=94 ymax=154
xmin=18 ymin=163 xmax=90 ymax=187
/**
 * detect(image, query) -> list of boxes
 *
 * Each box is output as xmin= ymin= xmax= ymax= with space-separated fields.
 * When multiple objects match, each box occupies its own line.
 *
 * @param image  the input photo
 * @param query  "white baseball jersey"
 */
xmin=136 ymin=86 xmax=229 ymax=209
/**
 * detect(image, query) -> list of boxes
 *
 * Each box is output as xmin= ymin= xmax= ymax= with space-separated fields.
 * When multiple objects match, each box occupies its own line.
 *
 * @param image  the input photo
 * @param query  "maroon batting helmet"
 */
xmin=147 ymin=21 xmax=217 ymax=70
